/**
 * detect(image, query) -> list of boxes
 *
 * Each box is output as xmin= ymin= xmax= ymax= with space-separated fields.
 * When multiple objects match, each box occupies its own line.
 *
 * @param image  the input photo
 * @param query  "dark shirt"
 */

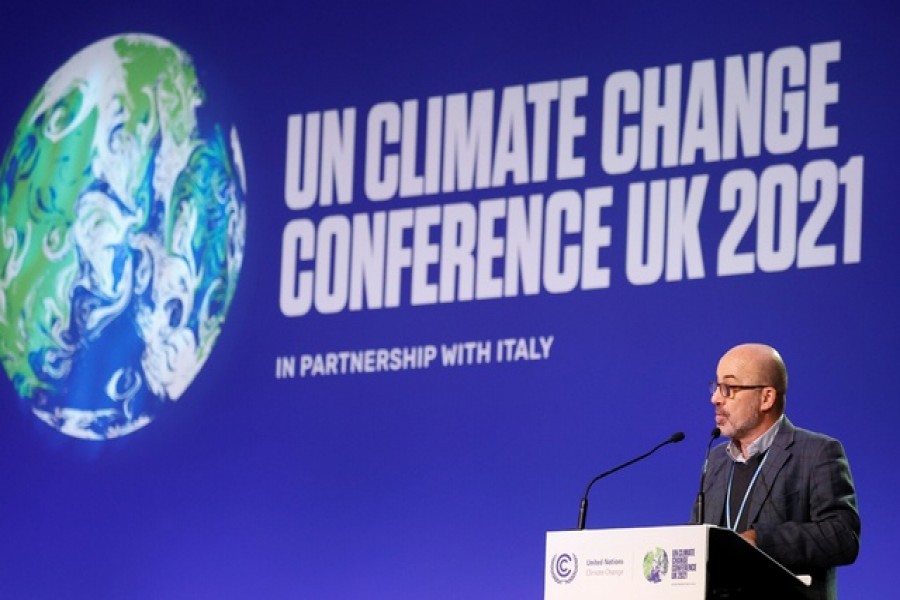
xmin=722 ymin=451 xmax=767 ymax=532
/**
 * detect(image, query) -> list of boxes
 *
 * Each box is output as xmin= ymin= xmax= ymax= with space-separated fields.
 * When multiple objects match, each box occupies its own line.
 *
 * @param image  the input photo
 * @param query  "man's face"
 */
xmin=711 ymin=348 xmax=768 ymax=444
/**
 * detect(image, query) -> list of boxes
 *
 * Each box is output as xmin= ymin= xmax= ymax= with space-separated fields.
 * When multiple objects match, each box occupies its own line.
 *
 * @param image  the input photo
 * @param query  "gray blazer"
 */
xmin=694 ymin=417 xmax=861 ymax=600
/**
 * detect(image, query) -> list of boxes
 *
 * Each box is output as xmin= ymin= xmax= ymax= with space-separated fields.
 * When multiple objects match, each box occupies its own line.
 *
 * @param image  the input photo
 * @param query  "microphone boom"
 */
xmin=576 ymin=431 xmax=685 ymax=530
xmin=693 ymin=427 xmax=721 ymax=524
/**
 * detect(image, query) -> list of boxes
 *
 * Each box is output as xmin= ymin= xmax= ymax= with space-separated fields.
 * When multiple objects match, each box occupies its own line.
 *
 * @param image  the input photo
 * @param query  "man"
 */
xmin=693 ymin=343 xmax=860 ymax=600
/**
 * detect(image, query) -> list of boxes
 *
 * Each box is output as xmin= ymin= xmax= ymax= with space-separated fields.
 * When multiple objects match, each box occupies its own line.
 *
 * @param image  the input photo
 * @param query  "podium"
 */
xmin=544 ymin=525 xmax=810 ymax=599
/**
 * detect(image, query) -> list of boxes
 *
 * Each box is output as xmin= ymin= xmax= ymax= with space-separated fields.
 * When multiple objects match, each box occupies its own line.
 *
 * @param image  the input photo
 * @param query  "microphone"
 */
xmin=693 ymin=427 xmax=721 ymax=524
xmin=576 ymin=431 xmax=685 ymax=530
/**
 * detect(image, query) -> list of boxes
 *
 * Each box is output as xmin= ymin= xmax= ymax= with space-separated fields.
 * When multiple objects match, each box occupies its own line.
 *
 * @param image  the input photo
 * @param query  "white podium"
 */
xmin=544 ymin=525 xmax=809 ymax=599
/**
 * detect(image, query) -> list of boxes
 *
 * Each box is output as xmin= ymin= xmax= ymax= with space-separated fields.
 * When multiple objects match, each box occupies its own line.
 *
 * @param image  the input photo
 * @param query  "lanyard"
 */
xmin=725 ymin=452 xmax=769 ymax=531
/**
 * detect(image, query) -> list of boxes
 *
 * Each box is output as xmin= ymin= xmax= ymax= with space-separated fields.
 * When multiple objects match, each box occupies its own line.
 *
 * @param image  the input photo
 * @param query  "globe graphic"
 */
xmin=0 ymin=34 xmax=246 ymax=440
xmin=643 ymin=547 xmax=669 ymax=583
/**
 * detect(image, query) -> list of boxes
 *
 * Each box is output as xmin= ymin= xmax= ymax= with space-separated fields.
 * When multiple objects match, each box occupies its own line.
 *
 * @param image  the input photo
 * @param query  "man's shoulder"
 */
xmin=783 ymin=419 xmax=840 ymax=444
xmin=778 ymin=418 xmax=847 ymax=459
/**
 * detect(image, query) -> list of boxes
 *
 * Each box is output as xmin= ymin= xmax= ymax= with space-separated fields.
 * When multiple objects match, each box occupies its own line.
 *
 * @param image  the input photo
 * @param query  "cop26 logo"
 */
xmin=643 ymin=547 xmax=669 ymax=583
xmin=550 ymin=553 xmax=578 ymax=584
xmin=0 ymin=34 xmax=246 ymax=440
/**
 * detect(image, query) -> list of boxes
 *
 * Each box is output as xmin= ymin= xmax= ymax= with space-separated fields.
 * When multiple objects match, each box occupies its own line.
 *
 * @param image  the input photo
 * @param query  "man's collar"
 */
xmin=726 ymin=414 xmax=785 ymax=463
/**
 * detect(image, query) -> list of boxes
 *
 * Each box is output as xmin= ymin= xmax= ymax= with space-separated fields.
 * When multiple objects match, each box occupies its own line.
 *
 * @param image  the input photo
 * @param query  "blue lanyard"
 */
xmin=725 ymin=452 xmax=769 ymax=531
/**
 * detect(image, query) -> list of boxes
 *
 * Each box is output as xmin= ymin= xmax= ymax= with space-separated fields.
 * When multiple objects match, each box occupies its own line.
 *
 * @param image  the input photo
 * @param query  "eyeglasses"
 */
xmin=708 ymin=381 xmax=770 ymax=398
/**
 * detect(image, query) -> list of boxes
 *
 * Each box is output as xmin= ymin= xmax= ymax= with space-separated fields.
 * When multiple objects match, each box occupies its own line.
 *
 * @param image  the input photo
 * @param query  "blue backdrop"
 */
xmin=1 ymin=1 xmax=897 ymax=598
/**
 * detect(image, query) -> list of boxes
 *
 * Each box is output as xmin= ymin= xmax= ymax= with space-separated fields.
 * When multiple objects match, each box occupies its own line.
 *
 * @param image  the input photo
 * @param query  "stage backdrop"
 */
xmin=1 ymin=1 xmax=896 ymax=598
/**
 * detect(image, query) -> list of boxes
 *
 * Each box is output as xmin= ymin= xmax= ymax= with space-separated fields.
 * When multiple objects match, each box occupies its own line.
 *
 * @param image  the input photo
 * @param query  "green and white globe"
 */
xmin=0 ymin=34 xmax=246 ymax=440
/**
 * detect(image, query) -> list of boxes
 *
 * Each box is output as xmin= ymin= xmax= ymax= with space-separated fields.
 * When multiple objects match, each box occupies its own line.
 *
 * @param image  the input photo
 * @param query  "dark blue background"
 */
xmin=1 ymin=1 xmax=896 ymax=597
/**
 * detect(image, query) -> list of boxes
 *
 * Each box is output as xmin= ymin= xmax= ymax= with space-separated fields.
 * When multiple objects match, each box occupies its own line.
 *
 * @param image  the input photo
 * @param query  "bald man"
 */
xmin=693 ymin=343 xmax=860 ymax=600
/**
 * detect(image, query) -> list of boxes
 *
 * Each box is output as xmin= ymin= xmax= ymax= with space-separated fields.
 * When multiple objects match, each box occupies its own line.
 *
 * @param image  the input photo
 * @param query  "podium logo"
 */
xmin=550 ymin=553 xmax=578 ymax=584
xmin=642 ymin=547 xmax=669 ymax=583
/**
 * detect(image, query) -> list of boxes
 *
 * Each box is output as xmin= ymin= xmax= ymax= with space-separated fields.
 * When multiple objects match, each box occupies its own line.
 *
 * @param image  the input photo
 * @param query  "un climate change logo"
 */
xmin=0 ymin=34 xmax=246 ymax=440
xmin=550 ymin=553 xmax=578 ymax=584
xmin=643 ymin=547 xmax=669 ymax=583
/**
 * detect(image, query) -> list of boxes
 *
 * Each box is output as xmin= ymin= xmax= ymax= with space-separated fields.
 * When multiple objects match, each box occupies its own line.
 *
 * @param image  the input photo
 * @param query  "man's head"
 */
xmin=710 ymin=343 xmax=788 ymax=451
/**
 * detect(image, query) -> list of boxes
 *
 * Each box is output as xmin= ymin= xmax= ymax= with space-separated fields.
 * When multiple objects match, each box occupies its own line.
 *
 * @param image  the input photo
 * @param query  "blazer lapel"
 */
xmin=703 ymin=451 xmax=730 ymax=525
xmin=746 ymin=417 xmax=796 ymax=525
